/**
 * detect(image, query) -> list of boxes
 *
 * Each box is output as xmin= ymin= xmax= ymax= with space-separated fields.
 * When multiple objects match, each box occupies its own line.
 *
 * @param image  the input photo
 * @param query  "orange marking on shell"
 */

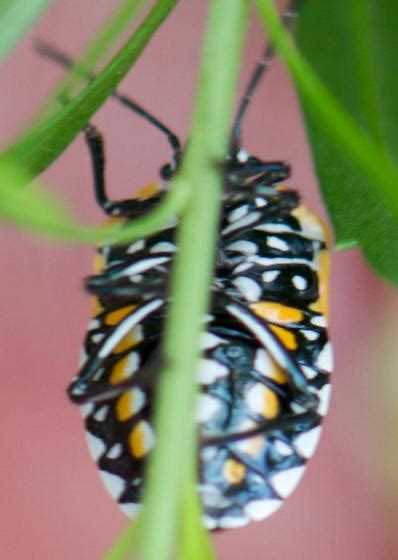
xmin=310 ymin=249 xmax=330 ymax=317
xmin=93 ymin=253 xmax=106 ymax=274
xmin=261 ymin=386 xmax=280 ymax=419
xmin=237 ymin=434 xmax=264 ymax=456
xmin=268 ymin=324 xmax=297 ymax=350
xmin=251 ymin=302 xmax=303 ymax=324
xmin=129 ymin=421 xmax=153 ymax=459
xmin=116 ymin=391 xmax=135 ymax=421
xmin=106 ymin=305 xmax=137 ymax=326
xmin=267 ymin=364 xmax=288 ymax=384
xmin=91 ymin=297 xmax=103 ymax=316
xmin=110 ymin=352 xmax=137 ymax=384
xmin=135 ymin=182 xmax=161 ymax=199
xmin=113 ymin=326 xmax=142 ymax=354
xmin=223 ymin=459 xmax=247 ymax=484
xmin=292 ymin=203 xmax=329 ymax=243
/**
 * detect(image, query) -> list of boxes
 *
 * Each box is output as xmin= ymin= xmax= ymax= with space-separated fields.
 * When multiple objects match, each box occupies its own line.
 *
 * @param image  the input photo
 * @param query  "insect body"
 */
xmin=70 ymin=148 xmax=331 ymax=529
xmin=44 ymin=1 xmax=332 ymax=530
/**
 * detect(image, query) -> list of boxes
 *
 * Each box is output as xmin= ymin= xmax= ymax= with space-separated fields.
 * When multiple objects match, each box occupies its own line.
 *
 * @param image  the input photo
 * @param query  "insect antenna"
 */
xmin=230 ymin=0 xmax=303 ymax=154
xmin=34 ymin=39 xmax=181 ymax=175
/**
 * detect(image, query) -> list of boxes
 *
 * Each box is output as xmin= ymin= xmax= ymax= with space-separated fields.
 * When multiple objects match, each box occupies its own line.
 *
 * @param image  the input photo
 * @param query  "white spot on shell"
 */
xmin=99 ymin=470 xmax=125 ymax=500
xmin=125 ymin=388 xmax=146 ymax=416
xmin=262 ymin=270 xmax=279 ymax=283
xmin=88 ymin=319 xmax=100 ymax=330
xmin=268 ymin=236 xmax=290 ymax=252
xmin=86 ymin=432 xmax=106 ymax=461
xmin=129 ymin=274 xmax=143 ymax=283
xmin=233 ymin=276 xmax=262 ymax=302
xmin=244 ymin=499 xmax=282 ymax=521
xmin=122 ymin=256 xmax=170 ymax=277
xmin=236 ymin=149 xmax=249 ymax=163
xmin=197 ymin=359 xmax=229 ymax=384
xmin=271 ymin=466 xmax=305 ymax=498
xmin=107 ymin=443 xmax=123 ymax=459
xmin=256 ymin=222 xmax=293 ymax=233
xmin=223 ymin=211 xmax=261 ymax=234
xmin=292 ymin=275 xmax=308 ymax=290
xmin=301 ymin=329 xmax=319 ymax=341
xmin=291 ymin=402 xmax=307 ymax=414
xmin=200 ymin=332 xmax=226 ymax=349
xmin=94 ymin=405 xmax=109 ymax=422
xmin=254 ymin=348 xmax=274 ymax=377
xmin=274 ymin=439 xmax=293 ymax=456
xmin=92 ymin=333 xmax=104 ymax=344
xmin=234 ymin=262 xmax=254 ymax=274
xmin=219 ymin=516 xmax=248 ymax=529
xmin=202 ymin=515 xmax=217 ymax=530
xmin=119 ymin=502 xmax=142 ymax=518
xmin=301 ymin=365 xmax=318 ymax=379
xmin=196 ymin=394 xmax=221 ymax=423
xmin=294 ymin=426 xmax=322 ymax=459
xmin=227 ymin=204 xmax=249 ymax=223
xmin=316 ymin=342 xmax=333 ymax=372
xmin=255 ymin=197 xmax=267 ymax=208
xmin=149 ymin=241 xmax=177 ymax=253
xmin=227 ymin=240 xmax=258 ymax=254
xmin=311 ymin=315 xmax=327 ymax=327
xmin=317 ymin=383 xmax=332 ymax=416
xmin=118 ymin=351 xmax=141 ymax=379
xmin=201 ymin=446 xmax=218 ymax=462
xmin=126 ymin=240 xmax=145 ymax=254
xmin=80 ymin=402 xmax=94 ymax=419
xmin=199 ymin=485 xmax=230 ymax=508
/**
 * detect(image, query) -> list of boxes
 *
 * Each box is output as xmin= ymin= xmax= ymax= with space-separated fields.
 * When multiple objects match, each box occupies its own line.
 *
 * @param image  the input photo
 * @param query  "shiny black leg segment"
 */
xmin=84 ymin=123 xmax=165 ymax=217
xmin=201 ymin=411 xmax=320 ymax=448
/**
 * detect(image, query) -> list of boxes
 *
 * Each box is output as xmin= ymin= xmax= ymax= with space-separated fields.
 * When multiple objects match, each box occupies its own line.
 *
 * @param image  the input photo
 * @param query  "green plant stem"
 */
xmin=255 ymin=0 xmax=398 ymax=222
xmin=4 ymin=0 xmax=179 ymax=177
xmin=105 ymin=1 xmax=248 ymax=560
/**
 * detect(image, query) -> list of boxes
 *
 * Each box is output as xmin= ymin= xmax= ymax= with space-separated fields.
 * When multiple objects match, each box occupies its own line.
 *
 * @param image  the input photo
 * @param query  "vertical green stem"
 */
xmin=137 ymin=1 xmax=248 ymax=560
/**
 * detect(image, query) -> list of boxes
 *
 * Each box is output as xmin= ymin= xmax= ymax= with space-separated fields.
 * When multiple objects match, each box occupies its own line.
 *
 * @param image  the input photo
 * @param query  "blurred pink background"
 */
xmin=1 ymin=1 xmax=398 ymax=559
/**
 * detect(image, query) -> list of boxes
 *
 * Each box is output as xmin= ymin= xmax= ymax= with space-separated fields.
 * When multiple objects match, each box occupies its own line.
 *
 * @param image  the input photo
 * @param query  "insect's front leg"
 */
xmin=85 ymin=124 xmax=166 ymax=218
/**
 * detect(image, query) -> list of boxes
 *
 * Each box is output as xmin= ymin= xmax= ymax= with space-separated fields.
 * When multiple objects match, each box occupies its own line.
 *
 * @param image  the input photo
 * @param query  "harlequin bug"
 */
xmin=40 ymin=1 xmax=332 ymax=529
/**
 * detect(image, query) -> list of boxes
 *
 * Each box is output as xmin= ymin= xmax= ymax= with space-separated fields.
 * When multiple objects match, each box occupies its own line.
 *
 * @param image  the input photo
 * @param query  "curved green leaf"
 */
xmin=0 ymin=0 xmax=53 ymax=61
xmin=295 ymin=0 xmax=398 ymax=284
xmin=3 ymin=0 xmax=178 ymax=178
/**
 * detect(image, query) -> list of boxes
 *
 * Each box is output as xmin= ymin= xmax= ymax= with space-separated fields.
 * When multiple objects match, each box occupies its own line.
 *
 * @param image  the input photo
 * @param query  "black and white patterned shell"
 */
xmin=70 ymin=182 xmax=332 ymax=529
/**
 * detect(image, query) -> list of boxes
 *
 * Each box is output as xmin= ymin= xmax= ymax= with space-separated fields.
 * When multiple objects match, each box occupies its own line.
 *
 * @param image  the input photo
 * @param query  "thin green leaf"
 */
xmin=3 ymin=0 xmax=179 ymax=178
xmin=0 ymin=156 xmax=188 ymax=245
xmin=0 ymin=159 xmax=78 ymax=236
xmin=0 ymin=0 xmax=53 ymax=61
xmin=295 ymin=0 xmax=398 ymax=284
xmin=59 ymin=0 xmax=147 ymax=100
xmin=256 ymin=0 xmax=398 ymax=286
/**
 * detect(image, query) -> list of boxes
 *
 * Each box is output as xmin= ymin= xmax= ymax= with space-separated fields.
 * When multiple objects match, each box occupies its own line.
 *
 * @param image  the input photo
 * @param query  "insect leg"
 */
xmin=35 ymin=41 xmax=182 ymax=178
xmin=84 ymin=123 xmax=165 ymax=217
xmin=69 ymin=298 xmax=164 ymax=403
xmin=201 ymin=410 xmax=320 ymax=448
